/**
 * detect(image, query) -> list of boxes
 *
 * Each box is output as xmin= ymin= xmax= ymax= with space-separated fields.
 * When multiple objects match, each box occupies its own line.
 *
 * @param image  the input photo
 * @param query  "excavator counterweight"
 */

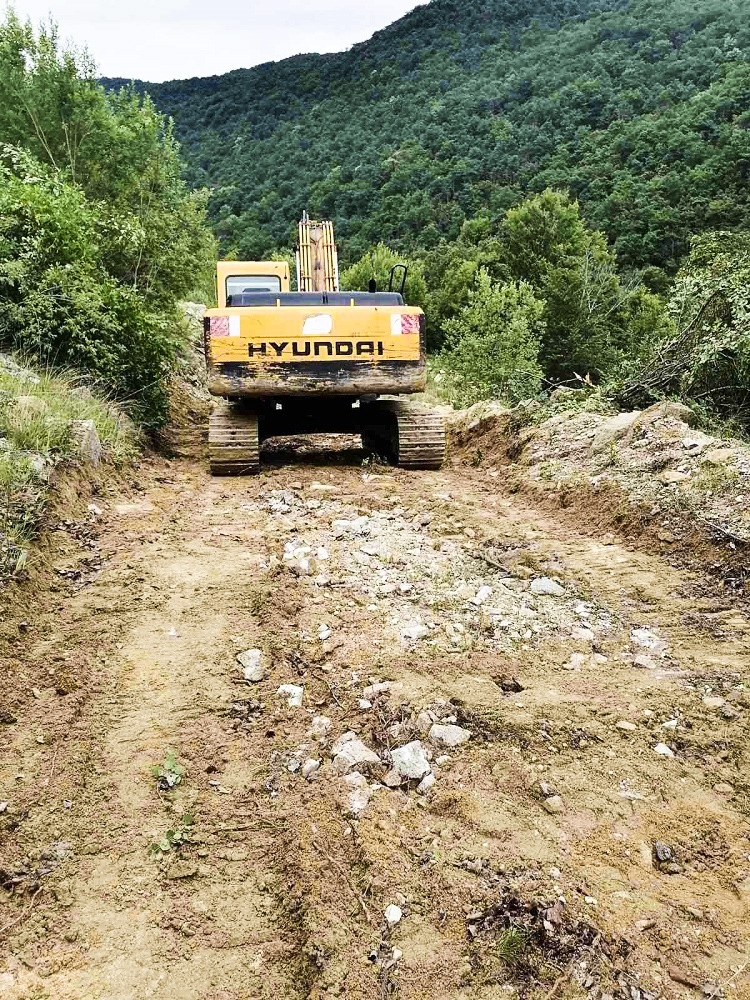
xmin=203 ymin=216 xmax=446 ymax=474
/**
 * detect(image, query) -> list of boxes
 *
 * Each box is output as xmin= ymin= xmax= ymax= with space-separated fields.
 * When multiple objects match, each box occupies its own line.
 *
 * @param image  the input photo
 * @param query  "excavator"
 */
xmin=203 ymin=215 xmax=446 ymax=474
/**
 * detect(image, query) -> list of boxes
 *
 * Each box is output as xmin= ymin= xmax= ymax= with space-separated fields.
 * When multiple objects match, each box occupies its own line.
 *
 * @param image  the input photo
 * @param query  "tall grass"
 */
xmin=0 ymin=356 xmax=140 ymax=579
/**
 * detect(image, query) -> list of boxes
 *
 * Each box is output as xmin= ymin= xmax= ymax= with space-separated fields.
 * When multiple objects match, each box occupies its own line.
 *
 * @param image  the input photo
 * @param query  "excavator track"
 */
xmin=361 ymin=400 xmax=446 ymax=470
xmin=208 ymin=407 xmax=260 ymax=476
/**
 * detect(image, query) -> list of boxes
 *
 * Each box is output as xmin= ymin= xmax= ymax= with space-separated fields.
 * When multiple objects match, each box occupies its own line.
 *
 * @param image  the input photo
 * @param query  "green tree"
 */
xmin=437 ymin=270 xmax=545 ymax=406
xmin=0 ymin=13 xmax=217 ymax=425
xmin=625 ymin=231 xmax=750 ymax=425
xmin=497 ymin=189 xmax=630 ymax=381
xmin=340 ymin=243 xmax=427 ymax=308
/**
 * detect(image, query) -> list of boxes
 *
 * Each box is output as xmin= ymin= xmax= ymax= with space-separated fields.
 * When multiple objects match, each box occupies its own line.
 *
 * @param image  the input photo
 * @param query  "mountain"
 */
xmin=104 ymin=0 xmax=750 ymax=272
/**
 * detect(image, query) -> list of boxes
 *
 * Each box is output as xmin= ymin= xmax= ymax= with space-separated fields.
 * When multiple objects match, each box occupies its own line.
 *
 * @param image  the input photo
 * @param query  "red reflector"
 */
xmin=401 ymin=315 xmax=420 ymax=335
xmin=210 ymin=316 xmax=230 ymax=337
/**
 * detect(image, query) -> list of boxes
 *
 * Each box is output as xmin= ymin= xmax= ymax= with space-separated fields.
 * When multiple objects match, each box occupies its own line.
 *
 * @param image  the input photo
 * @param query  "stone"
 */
xmin=417 ymin=773 xmax=436 ymax=795
xmin=543 ymin=796 xmax=564 ymax=814
xmin=703 ymin=448 xmax=736 ymax=466
xmin=309 ymin=715 xmax=332 ymax=738
xmin=237 ymin=649 xmax=264 ymax=682
xmin=363 ymin=682 xmax=390 ymax=698
xmin=638 ymin=400 xmax=697 ymax=428
xmin=359 ymin=699 xmax=372 ymax=710
xmin=70 ymin=419 xmax=102 ymax=465
xmin=616 ymin=721 xmax=637 ymax=732
xmin=713 ymin=782 xmax=734 ymax=795
xmin=168 ymin=861 xmax=199 ymax=880
xmin=631 ymin=627 xmax=666 ymax=654
xmin=429 ymin=724 xmax=472 ymax=748
xmin=332 ymin=734 xmax=382 ymax=774
xmin=633 ymin=653 xmax=657 ymax=670
xmin=530 ymin=577 xmax=566 ymax=597
xmin=344 ymin=772 xmax=373 ymax=814
xmin=654 ymin=743 xmax=674 ymax=758
xmin=302 ymin=759 xmax=320 ymax=780
xmin=469 ymin=586 xmax=493 ymax=607
xmin=318 ymin=624 xmax=332 ymax=641
xmin=660 ymin=470 xmax=690 ymax=484
xmin=8 ymin=394 xmax=50 ymax=426
xmin=390 ymin=741 xmax=431 ymax=781
xmin=416 ymin=711 xmax=434 ymax=733
xmin=661 ymin=719 xmax=678 ymax=730
xmin=653 ymin=841 xmax=673 ymax=863
xmin=402 ymin=622 xmax=429 ymax=642
xmin=703 ymin=696 xmax=725 ymax=709
xmin=276 ymin=684 xmax=304 ymax=708
xmin=590 ymin=411 xmax=641 ymax=453
xmin=384 ymin=904 xmax=403 ymax=926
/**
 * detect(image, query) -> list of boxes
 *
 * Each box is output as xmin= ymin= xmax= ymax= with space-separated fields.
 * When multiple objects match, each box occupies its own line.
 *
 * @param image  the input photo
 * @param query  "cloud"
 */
xmin=7 ymin=0 xmax=424 ymax=80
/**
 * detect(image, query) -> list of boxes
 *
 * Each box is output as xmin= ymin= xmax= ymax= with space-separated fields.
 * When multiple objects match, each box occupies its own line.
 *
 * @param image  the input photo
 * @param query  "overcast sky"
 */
xmin=6 ymin=0 xmax=424 ymax=81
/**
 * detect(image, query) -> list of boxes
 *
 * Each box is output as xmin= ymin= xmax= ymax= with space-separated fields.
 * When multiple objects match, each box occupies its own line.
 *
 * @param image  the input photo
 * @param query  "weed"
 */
xmin=471 ymin=448 xmax=484 ymax=467
xmin=149 ymin=814 xmax=194 ymax=858
xmin=152 ymin=750 xmax=186 ymax=791
xmin=496 ymin=926 xmax=528 ymax=964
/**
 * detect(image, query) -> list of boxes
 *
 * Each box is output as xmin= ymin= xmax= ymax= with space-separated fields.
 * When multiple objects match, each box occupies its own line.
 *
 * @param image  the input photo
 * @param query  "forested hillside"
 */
xmin=108 ymin=0 xmax=750 ymax=275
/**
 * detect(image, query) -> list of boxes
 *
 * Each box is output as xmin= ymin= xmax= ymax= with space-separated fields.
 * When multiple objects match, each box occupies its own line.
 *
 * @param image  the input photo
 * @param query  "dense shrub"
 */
xmin=436 ymin=270 xmax=545 ymax=406
xmin=341 ymin=243 xmax=428 ymax=308
xmin=0 ymin=14 xmax=216 ymax=425
xmin=624 ymin=232 xmax=750 ymax=425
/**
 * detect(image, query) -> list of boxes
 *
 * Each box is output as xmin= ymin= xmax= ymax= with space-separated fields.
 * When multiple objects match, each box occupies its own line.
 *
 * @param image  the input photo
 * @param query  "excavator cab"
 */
xmin=203 ymin=216 xmax=446 ymax=475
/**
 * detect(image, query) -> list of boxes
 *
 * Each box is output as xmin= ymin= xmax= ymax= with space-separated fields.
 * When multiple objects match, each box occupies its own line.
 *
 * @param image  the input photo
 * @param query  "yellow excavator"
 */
xmin=203 ymin=215 xmax=446 ymax=474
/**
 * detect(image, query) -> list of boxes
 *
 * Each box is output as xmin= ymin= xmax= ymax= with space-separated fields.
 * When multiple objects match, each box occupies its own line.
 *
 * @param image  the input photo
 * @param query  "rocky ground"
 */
xmin=0 ymin=421 xmax=749 ymax=1000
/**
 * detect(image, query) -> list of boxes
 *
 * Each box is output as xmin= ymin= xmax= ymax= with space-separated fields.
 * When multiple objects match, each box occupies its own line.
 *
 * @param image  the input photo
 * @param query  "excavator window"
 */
xmin=225 ymin=275 xmax=281 ymax=303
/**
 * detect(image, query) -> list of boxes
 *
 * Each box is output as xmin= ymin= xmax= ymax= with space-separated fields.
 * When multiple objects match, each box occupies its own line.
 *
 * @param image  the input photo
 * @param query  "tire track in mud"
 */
xmin=1 ymin=450 xmax=749 ymax=1000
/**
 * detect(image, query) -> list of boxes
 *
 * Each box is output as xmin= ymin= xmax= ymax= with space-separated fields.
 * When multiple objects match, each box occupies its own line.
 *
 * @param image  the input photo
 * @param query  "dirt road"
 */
xmin=1 ymin=442 xmax=749 ymax=1000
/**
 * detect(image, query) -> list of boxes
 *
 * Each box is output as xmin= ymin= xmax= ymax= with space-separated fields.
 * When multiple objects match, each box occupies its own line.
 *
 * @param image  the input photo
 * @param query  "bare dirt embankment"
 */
xmin=0 ymin=428 xmax=749 ymax=1000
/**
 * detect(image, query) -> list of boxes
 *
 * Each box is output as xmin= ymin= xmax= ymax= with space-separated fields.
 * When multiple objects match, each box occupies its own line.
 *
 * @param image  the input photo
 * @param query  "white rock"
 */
xmin=309 ymin=715 xmax=332 ymax=738
xmin=344 ymin=772 xmax=372 ymax=814
xmin=631 ymin=627 xmax=666 ymax=654
xmin=390 ymin=741 xmax=431 ymax=780
xmin=402 ymin=622 xmax=429 ymax=642
xmin=384 ymin=904 xmax=403 ymax=926
xmin=571 ymin=626 xmax=595 ymax=641
xmin=318 ymin=624 xmax=332 ymax=641
xmin=359 ymin=699 xmax=373 ymax=710
xmin=392 ymin=948 xmax=403 ymax=962
xmin=277 ymin=684 xmax=304 ymax=708
xmin=661 ymin=719 xmax=678 ymax=730
xmin=302 ymin=759 xmax=320 ymax=780
xmin=654 ymin=743 xmax=674 ymax=758
xmin=633 ymin=653 xmax=657 ymax=670
xmin=0 ymin=802 xmax=8 ymax=814
xmin=429 ymin=724 xmax=471 ymax=748
xmin=703 ymin=696 xmax=725 ymax=709
xmin=416 ymin=711 xmax=433 ymax=733
xmin=363 ymin=682 xmax=390 ymax=698
xmin=70 ymin=419 xmax=102 ymax=465
xmin=616 ymin=721 xmax=637 ymax=732
xmin=417 ymin=773 xmax=436 ymax=795
xmin=530 ymin=577 xmax=566 ymax=597
xmin=543 ymin=796 xmax=564 ymax=814
xmin=237 ymin=648 xmax=264 ymax=682
xmin=470 ymin=586 xmax=493 ymax=607
xmin=332 ymin=736 xmax=381 ymax=774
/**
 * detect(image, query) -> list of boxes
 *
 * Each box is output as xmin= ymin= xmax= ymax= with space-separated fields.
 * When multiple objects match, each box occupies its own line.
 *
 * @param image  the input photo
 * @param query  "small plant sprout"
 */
xmin=149 ymin=814 xmax=195 ymax=858
xmin=152 ymin=750 xmax=186 ymax=791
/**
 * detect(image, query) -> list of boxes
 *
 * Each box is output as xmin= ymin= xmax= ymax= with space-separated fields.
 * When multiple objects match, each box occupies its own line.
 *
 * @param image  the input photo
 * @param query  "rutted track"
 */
xmin=0 ymin=443 xmax=749 ymax=1000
